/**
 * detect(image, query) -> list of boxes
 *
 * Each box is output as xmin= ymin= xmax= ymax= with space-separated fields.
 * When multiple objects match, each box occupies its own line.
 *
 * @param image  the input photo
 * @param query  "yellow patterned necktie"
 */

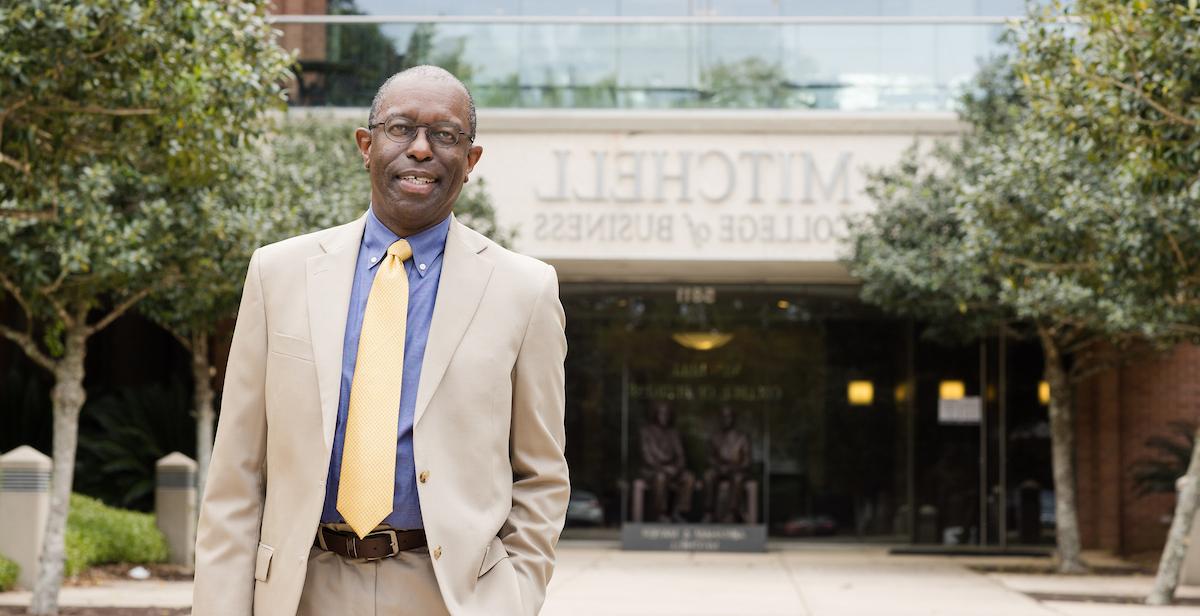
xmin=337 ymin=239 xmax=412 ymax=538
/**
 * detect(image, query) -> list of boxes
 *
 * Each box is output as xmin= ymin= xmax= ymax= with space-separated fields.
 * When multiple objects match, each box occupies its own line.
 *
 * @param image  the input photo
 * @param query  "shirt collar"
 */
xmin=363 ymin=206 xmax=451 ymax=278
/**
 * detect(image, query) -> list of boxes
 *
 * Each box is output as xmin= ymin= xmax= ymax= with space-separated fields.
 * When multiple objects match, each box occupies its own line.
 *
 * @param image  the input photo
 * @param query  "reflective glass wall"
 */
xmin=277 ymin=15 xmax=1012 ymax=110
xmin=335 ymin=1 xmax=1028 ymax=16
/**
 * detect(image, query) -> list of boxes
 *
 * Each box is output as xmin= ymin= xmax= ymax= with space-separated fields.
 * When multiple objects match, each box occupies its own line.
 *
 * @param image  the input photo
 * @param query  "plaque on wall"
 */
xmin=937 ymin=396 xmax=982 ymax=425
xmin=621 ymin=523 xmax=767 ymax=552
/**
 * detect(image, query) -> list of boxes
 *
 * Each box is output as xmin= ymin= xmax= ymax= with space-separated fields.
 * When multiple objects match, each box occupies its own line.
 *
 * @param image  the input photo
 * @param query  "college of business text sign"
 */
xmin=472 ymin=111 xmax=960 ymax=266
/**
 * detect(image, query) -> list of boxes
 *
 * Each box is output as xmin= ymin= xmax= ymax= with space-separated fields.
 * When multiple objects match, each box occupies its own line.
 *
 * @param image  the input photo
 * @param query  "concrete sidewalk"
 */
xmin=3 ymin=542 xmax=1199 ymax=615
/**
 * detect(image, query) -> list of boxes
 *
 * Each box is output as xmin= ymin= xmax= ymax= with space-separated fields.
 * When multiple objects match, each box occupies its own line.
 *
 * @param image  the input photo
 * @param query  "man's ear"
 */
xmin=354 ymin=127 xmax=372 ymax=169
xmin=463 ymin=144 xmax=483 ymax=182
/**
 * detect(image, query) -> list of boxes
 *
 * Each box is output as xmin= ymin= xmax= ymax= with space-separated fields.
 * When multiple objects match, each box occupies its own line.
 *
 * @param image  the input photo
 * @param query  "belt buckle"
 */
xmin=362 ymin=529 xmax=400 ymax=561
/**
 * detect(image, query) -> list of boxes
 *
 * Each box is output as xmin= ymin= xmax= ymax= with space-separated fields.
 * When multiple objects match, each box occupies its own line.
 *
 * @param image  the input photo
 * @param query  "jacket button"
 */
xmin=419 ymin=470 xmax=429 ymax=484
xmin=433 ymin=546 xmax=442 ymax=560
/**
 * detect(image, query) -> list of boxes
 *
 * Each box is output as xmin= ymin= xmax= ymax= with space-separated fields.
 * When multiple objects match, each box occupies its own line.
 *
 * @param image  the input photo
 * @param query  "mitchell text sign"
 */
xmin=472 ymin=128 xmax=938 ymax=264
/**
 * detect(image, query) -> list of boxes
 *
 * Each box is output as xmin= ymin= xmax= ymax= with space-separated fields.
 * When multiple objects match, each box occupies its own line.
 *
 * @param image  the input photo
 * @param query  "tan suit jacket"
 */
xmin=193 ymin=213 xmax=569 ymax=616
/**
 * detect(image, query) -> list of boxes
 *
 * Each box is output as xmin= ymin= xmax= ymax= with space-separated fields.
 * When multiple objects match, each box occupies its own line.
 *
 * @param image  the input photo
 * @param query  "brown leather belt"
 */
xmin=314 ymin=526 xmax=426 ymax=561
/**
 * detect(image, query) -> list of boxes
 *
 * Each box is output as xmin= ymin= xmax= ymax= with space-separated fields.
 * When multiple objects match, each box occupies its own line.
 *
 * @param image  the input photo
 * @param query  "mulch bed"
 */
xmin=1026 ymin=592 xmax=1200 ymax=606
xmin=0 ymin=566 xmax=195 ymax=615
xmin=67 ymin=564 xmax=194 ymax=586
xmin=0 ymin=609 xmax=189 ymax=615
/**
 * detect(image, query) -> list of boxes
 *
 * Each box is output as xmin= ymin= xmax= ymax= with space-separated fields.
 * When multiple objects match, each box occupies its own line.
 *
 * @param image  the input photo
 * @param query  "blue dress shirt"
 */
xmin=320 ymin=208 xmax=450 ymax=529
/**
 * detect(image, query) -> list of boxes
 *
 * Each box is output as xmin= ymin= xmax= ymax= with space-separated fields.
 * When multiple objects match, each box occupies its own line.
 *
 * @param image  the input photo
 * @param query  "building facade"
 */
xmin=269 ymin=1 xmax=1083 ymax=549
xmin=0 ymin=0 xmax=1166 ymax=555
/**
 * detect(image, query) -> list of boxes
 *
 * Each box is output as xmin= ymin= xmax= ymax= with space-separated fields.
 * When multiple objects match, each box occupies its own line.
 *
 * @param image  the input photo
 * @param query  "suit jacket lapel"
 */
xmin=414 ymin=217 xmax=494 ymax=427
xmin=306 ymin=213 xmax=368 ymax=449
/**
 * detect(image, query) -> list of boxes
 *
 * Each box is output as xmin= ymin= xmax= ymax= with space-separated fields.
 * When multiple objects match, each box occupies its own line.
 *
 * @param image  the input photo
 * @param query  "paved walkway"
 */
xmin=3 ymin=542 xmax=1200 ymax=615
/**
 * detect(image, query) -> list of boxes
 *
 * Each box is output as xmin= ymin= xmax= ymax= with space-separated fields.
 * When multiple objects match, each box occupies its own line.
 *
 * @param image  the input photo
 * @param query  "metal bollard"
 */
xmin=0 ymin=446 xmax=52 ymax=590
xmin=155 ymin=452 xmax=197 ymax=567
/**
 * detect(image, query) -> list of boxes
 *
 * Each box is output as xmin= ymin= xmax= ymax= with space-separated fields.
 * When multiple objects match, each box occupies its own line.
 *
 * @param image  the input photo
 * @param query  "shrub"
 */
xmin=75 ymin=379 xmax=194 ymax=512
xmin=65 ymin=494 xmax=169 ymax=577
xmin=0 ymin=553 xmax=18 ymax=591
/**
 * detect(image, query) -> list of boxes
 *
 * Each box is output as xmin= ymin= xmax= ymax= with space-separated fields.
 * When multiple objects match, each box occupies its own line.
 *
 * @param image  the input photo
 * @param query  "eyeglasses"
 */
xmin=367 ymin=117 xmax=473 ymax=147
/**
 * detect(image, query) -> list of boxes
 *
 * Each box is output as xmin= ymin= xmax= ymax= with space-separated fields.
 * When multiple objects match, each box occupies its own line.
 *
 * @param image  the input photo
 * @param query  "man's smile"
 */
xmin=395 ymin=171 xmax=439 ymax=195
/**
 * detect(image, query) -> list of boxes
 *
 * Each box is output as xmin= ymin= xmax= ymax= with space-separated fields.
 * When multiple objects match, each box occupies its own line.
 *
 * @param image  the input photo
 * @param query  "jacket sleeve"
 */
xmin=500 ymin=265 xmax=570 ymax=615
xmin=193 ymin=249 xmax=268 ymax=615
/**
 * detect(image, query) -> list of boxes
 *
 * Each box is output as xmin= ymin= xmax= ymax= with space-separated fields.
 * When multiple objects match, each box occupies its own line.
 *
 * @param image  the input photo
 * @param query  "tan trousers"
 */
xmin=296 ymin=543 xmax=450 ymax=616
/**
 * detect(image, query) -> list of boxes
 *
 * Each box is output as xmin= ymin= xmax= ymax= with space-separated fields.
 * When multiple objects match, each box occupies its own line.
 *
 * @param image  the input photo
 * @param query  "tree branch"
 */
xmin=86 ymin=284 xmax=158 ymax=337
xmin=0 ymin=96 xmax=31 ymax=146
xmin=166 ymin=326 xmax=192 ymax=352
xmin=1063 ymin=333 xmax=1106 ymax=357
xmin=33 ymin=105 xmax=158 ymax=117
xmin=0 ymin=152 xmax=31 ymax=175
xmin=0 ymin=207 xmax=58 ymax=221
xmin=1144 ymin=198 xmax=1189 ymax=272
xmin=45 ymin=294 xmax=74 ymax=330
xmin=0 ymin=323 xmax=54 ymax=372
xmin=1006 ymin=257 xmax=1097 ymax=273
xmin=38 ymin=268 xmax=69 ymax=296
xmin=1095 ymin=75 xmax=1199 ymax=128
xmin=0 ymin=270 xmax=34 ymax=325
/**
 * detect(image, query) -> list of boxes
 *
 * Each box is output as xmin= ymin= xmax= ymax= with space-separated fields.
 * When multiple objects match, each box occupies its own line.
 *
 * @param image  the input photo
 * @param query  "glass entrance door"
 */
xmin=561 ymin=284 xmax=910 ymax=540
xmin=910 ymin=333 xmax=1054 ymax=548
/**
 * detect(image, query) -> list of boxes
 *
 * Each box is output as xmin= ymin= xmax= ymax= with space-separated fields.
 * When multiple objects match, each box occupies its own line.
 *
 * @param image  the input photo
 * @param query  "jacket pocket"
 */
xmin=254 ymin=543 xmax=274 ymax=582
xmin=478 ymin=536 xmax=509 ymax=578
xmin=269 ymin=332 xmax=314 ymax=362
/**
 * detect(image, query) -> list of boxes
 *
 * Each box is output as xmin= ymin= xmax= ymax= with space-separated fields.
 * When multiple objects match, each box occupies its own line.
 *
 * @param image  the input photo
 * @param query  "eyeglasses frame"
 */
xmin=366 ymin=117 xmax=475 ymax=147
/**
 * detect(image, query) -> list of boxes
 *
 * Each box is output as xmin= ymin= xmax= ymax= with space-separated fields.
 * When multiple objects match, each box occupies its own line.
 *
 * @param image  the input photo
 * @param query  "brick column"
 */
xmin=0 ymin=446 xmax=51 ymax=589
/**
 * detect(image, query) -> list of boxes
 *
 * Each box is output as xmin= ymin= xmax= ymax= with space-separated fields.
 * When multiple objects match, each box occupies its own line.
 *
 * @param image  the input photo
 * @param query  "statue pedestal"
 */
xmin=621 ymin=523 xmax=767 ymax=552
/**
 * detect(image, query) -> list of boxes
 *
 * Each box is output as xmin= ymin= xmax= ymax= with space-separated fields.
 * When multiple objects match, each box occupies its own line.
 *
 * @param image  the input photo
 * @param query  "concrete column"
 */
xmin=155 ymin=452 xmax=196 ymax=567
xmin=0 ymin=446 xmax=51 ymax=590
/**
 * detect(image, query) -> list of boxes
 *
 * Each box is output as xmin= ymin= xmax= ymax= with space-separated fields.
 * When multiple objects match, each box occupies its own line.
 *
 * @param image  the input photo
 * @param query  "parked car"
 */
xmin=566 ymin=489 xmax=604 ymax=527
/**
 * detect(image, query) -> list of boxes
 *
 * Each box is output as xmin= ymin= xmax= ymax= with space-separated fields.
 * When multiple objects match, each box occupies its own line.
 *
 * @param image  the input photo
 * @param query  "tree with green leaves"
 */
xmin=849 ymin=0 xmax=1200 ymax=572
xmin=135 ymin=160 xmax=290 ymax=504
xmin=1006 ymin=0 xmax=1200 ymax=602
xmin=0 ymin=2 xmax=292 ymax=612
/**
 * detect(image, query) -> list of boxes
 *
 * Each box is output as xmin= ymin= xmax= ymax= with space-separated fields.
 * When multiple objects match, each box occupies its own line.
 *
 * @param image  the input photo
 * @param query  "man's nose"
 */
xmin=405 ymin=128 xmax=433 ymax=162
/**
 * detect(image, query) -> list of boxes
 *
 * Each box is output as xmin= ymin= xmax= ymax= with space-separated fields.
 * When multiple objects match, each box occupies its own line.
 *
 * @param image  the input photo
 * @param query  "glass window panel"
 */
xmin=702 ymin=0 xmax=782 ymax=17
xmin=697 ymin=25 xmax=785 ymax=108
xmin=519 ymin=25 xmax=619 ymax=107
xmin=343 ymin=0 xmax=521 ymax=15
xmin=519 ymin=0 xmax=621 ymax=16
xmin=618 ymin=0 xmax=691 ymax=16
xmin=616 ymin=24 xmax=695 ymax=108
xmin=782 ymin=1 xmax=896 ymax=17
xmin=782 ymin=0 xmax=1027 ymax=16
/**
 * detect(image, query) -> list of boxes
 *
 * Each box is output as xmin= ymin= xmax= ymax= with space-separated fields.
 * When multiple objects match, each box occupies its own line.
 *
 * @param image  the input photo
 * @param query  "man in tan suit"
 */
xmin=193 ymin=66 xmax=569 ymax=615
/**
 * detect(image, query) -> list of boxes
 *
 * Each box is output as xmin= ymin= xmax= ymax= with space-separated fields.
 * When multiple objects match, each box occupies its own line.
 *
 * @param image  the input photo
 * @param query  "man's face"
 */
xmin=355 ymin=76 xmax=483 ymax=235
xmin=719 ymin=406 xmax=735 ymax=429
xmin=654 ymin=403 xmax=672 ymax=427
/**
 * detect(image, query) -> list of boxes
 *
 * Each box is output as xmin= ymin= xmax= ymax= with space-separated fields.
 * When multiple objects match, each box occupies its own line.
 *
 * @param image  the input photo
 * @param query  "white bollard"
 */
xmin=155 ymin=452 xmax=197 ymax=568
xmin=0 ymin=446 xmax=52 ymax=590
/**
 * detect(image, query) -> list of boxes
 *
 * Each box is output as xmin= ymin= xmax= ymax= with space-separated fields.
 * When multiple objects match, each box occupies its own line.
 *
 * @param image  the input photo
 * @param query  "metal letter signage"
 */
xmin=473 ymin=124 xmax=941 ymax=267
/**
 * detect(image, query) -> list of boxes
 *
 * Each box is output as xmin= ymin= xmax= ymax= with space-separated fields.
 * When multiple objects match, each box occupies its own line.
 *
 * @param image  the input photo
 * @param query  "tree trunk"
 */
xmin=1039 ymin=327 xmax=1086 ymax=574
xmin=192 ymin=332 xmax=215 ymax=501
xmin=1147 ymin=425 xmax=1200 ymax=605
xmin=29 ymin=323 xmax=88 ymax=615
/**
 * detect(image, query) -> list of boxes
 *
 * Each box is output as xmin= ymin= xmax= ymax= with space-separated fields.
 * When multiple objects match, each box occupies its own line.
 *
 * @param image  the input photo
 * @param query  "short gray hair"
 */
xmin=367 ymin=65 xmax=477 ymax=140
